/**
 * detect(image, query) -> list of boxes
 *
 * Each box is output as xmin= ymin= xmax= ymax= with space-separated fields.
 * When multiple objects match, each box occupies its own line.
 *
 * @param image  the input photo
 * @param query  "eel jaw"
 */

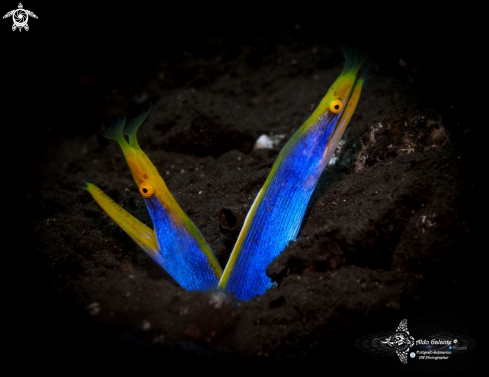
xmin=321 ymin=73 xmax=365 ymax=166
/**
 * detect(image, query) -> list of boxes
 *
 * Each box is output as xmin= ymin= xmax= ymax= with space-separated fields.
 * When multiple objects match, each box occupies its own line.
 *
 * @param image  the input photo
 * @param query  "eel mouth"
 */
xmin=321 ymin=49 xmax=370 ymax=165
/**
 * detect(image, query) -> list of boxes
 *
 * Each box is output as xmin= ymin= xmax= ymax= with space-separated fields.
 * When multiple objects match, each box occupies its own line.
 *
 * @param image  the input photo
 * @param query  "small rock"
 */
xmin=86 ymin=303 xmax=100 ymax=316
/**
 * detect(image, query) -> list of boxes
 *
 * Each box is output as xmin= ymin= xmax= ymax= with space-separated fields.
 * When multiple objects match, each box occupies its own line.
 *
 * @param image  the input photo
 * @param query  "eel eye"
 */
xmin=139 ymin=183 xmax=154 ymax=198
xmin=330 ymin=100 xmax=342 ymax=114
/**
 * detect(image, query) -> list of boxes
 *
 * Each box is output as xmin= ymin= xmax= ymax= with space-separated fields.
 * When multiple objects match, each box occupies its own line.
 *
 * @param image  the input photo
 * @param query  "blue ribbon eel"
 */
xmin=218 ymin=46 xmax=369 ymax=300
xmin=82 ymin=105 xmax=222 ymax=291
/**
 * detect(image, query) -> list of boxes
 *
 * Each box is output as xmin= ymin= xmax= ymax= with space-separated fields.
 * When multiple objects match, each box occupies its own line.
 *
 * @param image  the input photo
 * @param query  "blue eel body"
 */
xmin=222 ymin=113 xmax=338 ymax=299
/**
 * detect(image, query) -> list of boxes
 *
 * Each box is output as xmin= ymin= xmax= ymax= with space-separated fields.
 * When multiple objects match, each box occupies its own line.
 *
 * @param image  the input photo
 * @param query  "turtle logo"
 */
xmin=381 ymin=319 xmax=415 ymax=364
xmin=3 ymin=3 xmax=37 ymax=32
